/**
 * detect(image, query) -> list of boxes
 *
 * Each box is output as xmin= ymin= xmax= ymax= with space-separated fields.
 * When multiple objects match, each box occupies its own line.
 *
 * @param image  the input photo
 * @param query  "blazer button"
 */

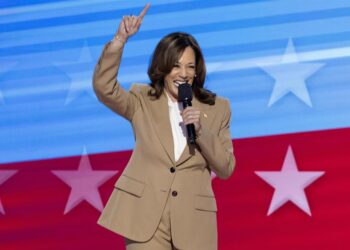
xmin=170 ymin=167 xmax=176 ymax=173
xmin=172 ymin=191 xmax=178 ymax=197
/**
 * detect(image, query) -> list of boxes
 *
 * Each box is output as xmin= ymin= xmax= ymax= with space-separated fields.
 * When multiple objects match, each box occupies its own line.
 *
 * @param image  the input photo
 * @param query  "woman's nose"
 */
xmin=179 ymin=66 xmax=188 ymax=79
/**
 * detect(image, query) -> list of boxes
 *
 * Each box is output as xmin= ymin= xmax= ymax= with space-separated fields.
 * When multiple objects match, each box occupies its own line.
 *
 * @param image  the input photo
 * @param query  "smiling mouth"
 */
xmin=174 ymin=81 xmax=188 ymax=87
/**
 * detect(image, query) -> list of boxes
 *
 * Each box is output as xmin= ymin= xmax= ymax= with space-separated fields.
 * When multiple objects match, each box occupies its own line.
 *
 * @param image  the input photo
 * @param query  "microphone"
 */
xmin=178 ymin=83 xmax=196 ymax=144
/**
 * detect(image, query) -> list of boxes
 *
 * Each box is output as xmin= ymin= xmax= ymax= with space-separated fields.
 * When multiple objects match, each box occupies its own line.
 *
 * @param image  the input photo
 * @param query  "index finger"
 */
xmin=139 ymin=3 xmax=150 ymax=19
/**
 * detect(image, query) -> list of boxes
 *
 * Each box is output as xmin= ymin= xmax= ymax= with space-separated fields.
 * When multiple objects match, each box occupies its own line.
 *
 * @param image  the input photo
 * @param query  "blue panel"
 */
xmin=1 ymin=0 xmax=350 ymax=163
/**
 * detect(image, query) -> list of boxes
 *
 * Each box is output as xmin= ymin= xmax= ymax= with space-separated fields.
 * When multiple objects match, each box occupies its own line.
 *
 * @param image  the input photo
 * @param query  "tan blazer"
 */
xmin=93 ymin=43 xmax=235 ymax=250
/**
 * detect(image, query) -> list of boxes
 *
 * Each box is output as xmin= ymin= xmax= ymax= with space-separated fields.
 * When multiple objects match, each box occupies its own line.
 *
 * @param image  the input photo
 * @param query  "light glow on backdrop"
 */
xmin=1 ymin=1 xmax=350 ymax=249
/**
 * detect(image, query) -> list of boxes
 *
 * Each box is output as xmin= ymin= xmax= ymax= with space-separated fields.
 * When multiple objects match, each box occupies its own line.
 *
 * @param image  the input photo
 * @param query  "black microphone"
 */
xmin=178 ymin=83 xmax=196 ymax=144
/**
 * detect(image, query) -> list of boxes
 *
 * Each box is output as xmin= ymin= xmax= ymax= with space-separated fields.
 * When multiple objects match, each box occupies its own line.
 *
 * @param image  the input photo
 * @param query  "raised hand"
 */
xmin=114 ymin=3 xmax=150 ymax=44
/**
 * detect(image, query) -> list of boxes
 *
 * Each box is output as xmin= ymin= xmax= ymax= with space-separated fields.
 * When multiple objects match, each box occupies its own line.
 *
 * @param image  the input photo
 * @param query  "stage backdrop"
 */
xmin=1 ymin=0 xmax=350 ymax=249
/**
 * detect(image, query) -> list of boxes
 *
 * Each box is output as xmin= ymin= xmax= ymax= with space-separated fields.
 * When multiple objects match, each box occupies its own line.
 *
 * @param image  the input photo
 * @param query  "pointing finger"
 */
xmin=139 ymin=3 xmax=150 ymax=20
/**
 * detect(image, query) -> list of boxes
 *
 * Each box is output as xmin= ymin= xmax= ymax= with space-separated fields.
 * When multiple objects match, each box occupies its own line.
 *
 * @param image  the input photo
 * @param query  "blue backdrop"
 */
xmin=1 ymin=0 xmax=350 ymax=163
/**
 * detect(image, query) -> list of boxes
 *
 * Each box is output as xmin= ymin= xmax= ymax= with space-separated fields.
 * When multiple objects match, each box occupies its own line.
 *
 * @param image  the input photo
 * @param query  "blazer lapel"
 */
xmin=148 ymin=92 xmax=175 ymax=165
xmin=147 ymin=93 xmax=213 ymax=167
xmin=175 ymin=143 xmax=194 ymax=166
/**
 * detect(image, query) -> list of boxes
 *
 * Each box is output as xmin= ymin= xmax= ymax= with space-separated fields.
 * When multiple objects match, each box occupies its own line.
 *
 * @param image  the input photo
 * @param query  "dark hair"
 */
xmin=147 ymin=32 xmax=216 ymax=105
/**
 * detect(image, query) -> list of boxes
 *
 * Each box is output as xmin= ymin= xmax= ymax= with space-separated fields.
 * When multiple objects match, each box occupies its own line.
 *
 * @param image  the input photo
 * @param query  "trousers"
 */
xmin=124 ymin=192 xmax=180 ymax=250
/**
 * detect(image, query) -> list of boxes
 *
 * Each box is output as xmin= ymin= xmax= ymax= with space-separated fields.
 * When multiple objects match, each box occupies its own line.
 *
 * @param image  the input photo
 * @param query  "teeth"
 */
xmin=174 ymin=81 xmax=186 ymax=87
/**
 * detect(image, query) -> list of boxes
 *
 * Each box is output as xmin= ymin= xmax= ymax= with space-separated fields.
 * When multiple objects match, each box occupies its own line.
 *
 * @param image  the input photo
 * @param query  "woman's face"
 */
xmin=164 ymin=46 xmax=196 ymax=102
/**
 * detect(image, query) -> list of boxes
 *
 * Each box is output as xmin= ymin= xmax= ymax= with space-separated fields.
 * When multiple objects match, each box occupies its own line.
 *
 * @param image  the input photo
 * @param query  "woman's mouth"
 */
xmin=174 ymin=81 xmax=187 ymax=87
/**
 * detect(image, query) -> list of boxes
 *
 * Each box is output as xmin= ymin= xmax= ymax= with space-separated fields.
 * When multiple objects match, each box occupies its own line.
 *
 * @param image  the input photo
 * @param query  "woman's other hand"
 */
xmin=181 ymin=107 xmax=202 ymax=133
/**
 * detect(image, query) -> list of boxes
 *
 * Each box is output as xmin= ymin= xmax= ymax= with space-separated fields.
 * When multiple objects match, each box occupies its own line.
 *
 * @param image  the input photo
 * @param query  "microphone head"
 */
xmin=178 ymin=83 xmax=193 ymax=102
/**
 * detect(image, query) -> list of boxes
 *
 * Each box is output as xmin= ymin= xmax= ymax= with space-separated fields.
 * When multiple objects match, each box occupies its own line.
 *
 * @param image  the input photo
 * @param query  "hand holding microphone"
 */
xmin=178 ymin=83 xmax=201 ymax=144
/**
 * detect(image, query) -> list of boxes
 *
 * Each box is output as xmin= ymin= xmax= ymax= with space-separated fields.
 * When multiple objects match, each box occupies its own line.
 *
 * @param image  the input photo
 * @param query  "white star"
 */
xmin=259 ymin=38 xmax=325 ymax=107
xmin=255 ymin=145 xmax=324 ymax=216
xmin=0 ymin=170 xmax=18 ymax=215
xmin=55 ymin=41 xmax=97 ymax=105
xmin=52 ymin=147 xmax=118 ymax=214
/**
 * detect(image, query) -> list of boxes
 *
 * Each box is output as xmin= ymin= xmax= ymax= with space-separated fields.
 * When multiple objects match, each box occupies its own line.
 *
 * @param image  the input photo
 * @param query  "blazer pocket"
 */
xmin=194 ymin=195 xmax=217 ymax=212
xmin=114 ymin=174 xmax=145 ymax=198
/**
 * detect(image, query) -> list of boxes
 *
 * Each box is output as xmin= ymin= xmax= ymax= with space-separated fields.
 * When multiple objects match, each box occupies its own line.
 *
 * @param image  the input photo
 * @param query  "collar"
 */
xmin=165 ymin=90 xmax=182 ymax=109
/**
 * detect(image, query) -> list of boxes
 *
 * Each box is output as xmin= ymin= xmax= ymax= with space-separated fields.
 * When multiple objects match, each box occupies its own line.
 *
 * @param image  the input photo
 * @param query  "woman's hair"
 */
xmin=147 ymin=32 xmax=216 ymax=105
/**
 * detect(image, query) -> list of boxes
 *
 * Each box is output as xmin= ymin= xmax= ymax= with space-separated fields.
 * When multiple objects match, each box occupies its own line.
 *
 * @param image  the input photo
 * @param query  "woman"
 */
xmin=93 ymin=4 xmax=235 ymax=250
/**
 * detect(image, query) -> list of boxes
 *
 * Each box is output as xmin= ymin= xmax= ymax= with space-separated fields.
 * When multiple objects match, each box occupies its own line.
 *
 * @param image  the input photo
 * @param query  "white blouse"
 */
xmin=166 ymin=92 xmax=187 ymax=161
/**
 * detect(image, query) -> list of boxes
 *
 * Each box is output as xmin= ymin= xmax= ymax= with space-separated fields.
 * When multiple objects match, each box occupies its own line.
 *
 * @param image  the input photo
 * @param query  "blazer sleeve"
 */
xmin=93 ymin=42 xmax=140 ymax=121
xmin=195 ymin=99 xmax=236 ymax=179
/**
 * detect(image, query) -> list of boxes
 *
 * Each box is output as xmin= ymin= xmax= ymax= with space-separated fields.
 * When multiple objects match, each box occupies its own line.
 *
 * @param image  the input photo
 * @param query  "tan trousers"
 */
xmin=124 ymin=193 xmax=179 ymax=250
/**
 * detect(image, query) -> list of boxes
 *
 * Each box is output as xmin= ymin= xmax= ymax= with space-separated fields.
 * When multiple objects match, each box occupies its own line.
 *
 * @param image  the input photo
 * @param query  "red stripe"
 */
xmin=1 ymin=128 xmax=349 ymax=249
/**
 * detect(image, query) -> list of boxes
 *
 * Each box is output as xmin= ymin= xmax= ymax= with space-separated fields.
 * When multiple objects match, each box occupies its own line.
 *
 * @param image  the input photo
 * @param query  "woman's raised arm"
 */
xmin=93 ymin=4 xmax=150 ymax=120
